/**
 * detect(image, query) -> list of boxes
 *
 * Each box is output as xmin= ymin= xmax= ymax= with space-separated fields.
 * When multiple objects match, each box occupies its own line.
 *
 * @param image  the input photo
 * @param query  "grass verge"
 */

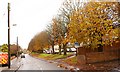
xmin=31 ymin=52 xmax=74 ymax=60
xmin=30 ymin=52 xmax=77 ymax=66
xmin=63 ymin=56 xmax=77 ymax=65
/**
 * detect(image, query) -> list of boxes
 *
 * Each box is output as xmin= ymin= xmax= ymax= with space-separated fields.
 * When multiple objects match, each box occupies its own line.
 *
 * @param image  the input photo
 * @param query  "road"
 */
xmin=1 ymin=54 xmax=69 ymax=72
xmin=16 ymin=54 xmax=69 ymax=72
xmin=0 ymin=54 xmax=69 ymax=72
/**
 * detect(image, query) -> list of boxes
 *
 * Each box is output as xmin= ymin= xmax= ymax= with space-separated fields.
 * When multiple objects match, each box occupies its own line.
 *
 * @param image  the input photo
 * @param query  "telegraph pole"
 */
xmin=8 ymin=3 xmax=11 ymax=69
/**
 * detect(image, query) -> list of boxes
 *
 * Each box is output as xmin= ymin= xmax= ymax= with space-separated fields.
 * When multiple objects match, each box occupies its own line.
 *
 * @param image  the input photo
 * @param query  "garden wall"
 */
xmin=77 ymin=40 xmax=120 ymax=64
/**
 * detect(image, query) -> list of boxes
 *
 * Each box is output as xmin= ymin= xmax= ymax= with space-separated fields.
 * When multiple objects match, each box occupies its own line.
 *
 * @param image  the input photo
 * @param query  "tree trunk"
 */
xmin=52 ymin=41 xmax=55 ymax=54
xmin=63 ymin=43 xmax=67 ymax=55
xmin=59 ymin=44 xmax=62 ymax=55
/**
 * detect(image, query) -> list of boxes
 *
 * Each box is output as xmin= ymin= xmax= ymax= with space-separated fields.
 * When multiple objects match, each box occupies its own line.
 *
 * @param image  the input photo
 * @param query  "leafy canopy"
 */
xmin=68 ymin=2 xmax=119 ymax=49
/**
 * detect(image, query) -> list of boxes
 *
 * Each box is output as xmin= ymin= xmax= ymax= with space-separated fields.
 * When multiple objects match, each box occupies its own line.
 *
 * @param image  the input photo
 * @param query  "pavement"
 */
xmin=47 ymin=60 xmax=79 ymax=71
xmin=2 ymin=57 xmax=22 ymax=71
xmin=77 ymin=60 xmax=120 ymax=71
xmin=10 ymin=57 xmax=21 ymax=70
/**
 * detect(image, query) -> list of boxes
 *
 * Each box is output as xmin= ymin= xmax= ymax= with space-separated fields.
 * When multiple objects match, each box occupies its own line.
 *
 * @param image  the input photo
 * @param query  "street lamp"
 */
xmin=16 ymin=36 xmax=18 ymax=58
xmin=12 ymin=24 xmax=18 ymax=58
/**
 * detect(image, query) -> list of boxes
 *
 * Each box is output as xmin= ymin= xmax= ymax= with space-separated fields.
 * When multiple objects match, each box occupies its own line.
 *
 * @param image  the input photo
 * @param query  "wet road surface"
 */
xmin=16 ymin=54 xmax=69 ymax=72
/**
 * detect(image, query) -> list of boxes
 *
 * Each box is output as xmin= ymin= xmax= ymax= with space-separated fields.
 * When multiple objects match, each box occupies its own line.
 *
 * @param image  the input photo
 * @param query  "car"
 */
xmin=21 ymin=54 xmax=25 ymax=58
xmin=43 ymin=49 xmax=51 ymax=54
xmin=69 ymin=48 xmax=76 ymax=52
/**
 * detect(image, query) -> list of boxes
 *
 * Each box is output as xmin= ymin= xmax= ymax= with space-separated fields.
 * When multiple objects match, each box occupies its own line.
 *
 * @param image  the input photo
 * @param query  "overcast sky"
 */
xmin=0 ymin=0 xmax=64 ymax=49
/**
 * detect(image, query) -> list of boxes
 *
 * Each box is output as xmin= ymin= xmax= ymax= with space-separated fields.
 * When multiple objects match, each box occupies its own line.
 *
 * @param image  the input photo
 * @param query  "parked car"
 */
xmin=69 ymin=48 xmax=76 ymax=52
xmin=67 ymin=48 xmax=71 ymax=52
xmin=43 ymin=50 xmax=51 ymax=54
xmin=21 ymin=53 xmax=25 ymax=58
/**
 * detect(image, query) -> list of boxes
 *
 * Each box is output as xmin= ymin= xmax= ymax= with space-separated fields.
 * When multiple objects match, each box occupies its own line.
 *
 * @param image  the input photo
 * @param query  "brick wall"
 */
xmin=77 ymin=40 xmax=120 ymax=64
xmin=86 ymin=49 xmax=120 ymax=63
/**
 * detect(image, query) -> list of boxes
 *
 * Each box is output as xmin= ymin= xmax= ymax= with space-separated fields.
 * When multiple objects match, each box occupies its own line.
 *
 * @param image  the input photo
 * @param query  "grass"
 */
xmin=31 ymin=52 xmax=74 ymax=60
xmin=31 ymin=52 xmax=39 ymax=54
xmin=38 ymin=53 xmax=73 ymax=60
xmin=63 ymin=56 xmax=77 ymax=65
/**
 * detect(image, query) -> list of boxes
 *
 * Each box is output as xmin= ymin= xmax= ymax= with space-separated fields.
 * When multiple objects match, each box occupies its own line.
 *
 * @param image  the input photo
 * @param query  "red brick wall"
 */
xmin=78 ymin=40 xmax=120 ymax=64
xmin=86 ymin=50 xmax=120 ymax=63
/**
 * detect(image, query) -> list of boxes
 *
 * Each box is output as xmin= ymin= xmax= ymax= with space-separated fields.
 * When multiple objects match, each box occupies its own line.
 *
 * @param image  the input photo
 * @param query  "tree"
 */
xmin=10 ymin=44 xmax=21 ymax=56
xmin=0 ymin=44 xmax=21 ymax=56
xmin=68 ymin=2 xmax=120 ymax=50
xmin=0 ymin=44 xmax=8 ymax=52
xmin=57 ymin=0 xmax=86 ymax=55
xmin=28 ymin=31 xmax=49 ymax=53
xmin=46 ymin=23 xmax=55 ymax=54
xmin=52 ymin=16 xmax=67 ymax=55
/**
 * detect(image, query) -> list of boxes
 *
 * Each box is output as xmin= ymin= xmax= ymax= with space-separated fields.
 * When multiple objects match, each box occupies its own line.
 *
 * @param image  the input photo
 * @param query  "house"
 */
xmin=46 ymin=45 xmax=59 ymax=54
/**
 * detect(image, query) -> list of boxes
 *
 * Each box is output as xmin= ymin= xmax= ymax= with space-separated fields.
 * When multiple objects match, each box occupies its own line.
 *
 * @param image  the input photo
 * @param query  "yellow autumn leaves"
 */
xmin=67 ymin=2 xmax=119 ymax=49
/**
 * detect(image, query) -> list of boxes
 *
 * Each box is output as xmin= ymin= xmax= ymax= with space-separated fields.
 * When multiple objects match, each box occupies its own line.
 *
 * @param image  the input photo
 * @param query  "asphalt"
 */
xmin=1 ymin=54 xmax=79 ymax=72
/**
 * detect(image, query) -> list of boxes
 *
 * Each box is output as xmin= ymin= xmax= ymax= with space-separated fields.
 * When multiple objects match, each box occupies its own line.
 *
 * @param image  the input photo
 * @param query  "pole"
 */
xmin=17 ymin=36 xmax=18 ymax=58
xmin=8 ymin=3 xmax=11 ymax=69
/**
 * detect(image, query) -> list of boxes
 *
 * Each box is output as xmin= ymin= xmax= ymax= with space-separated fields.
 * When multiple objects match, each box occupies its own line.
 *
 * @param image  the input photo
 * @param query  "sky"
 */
xmin=0 ymin=0 xmax=64 ymax=49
